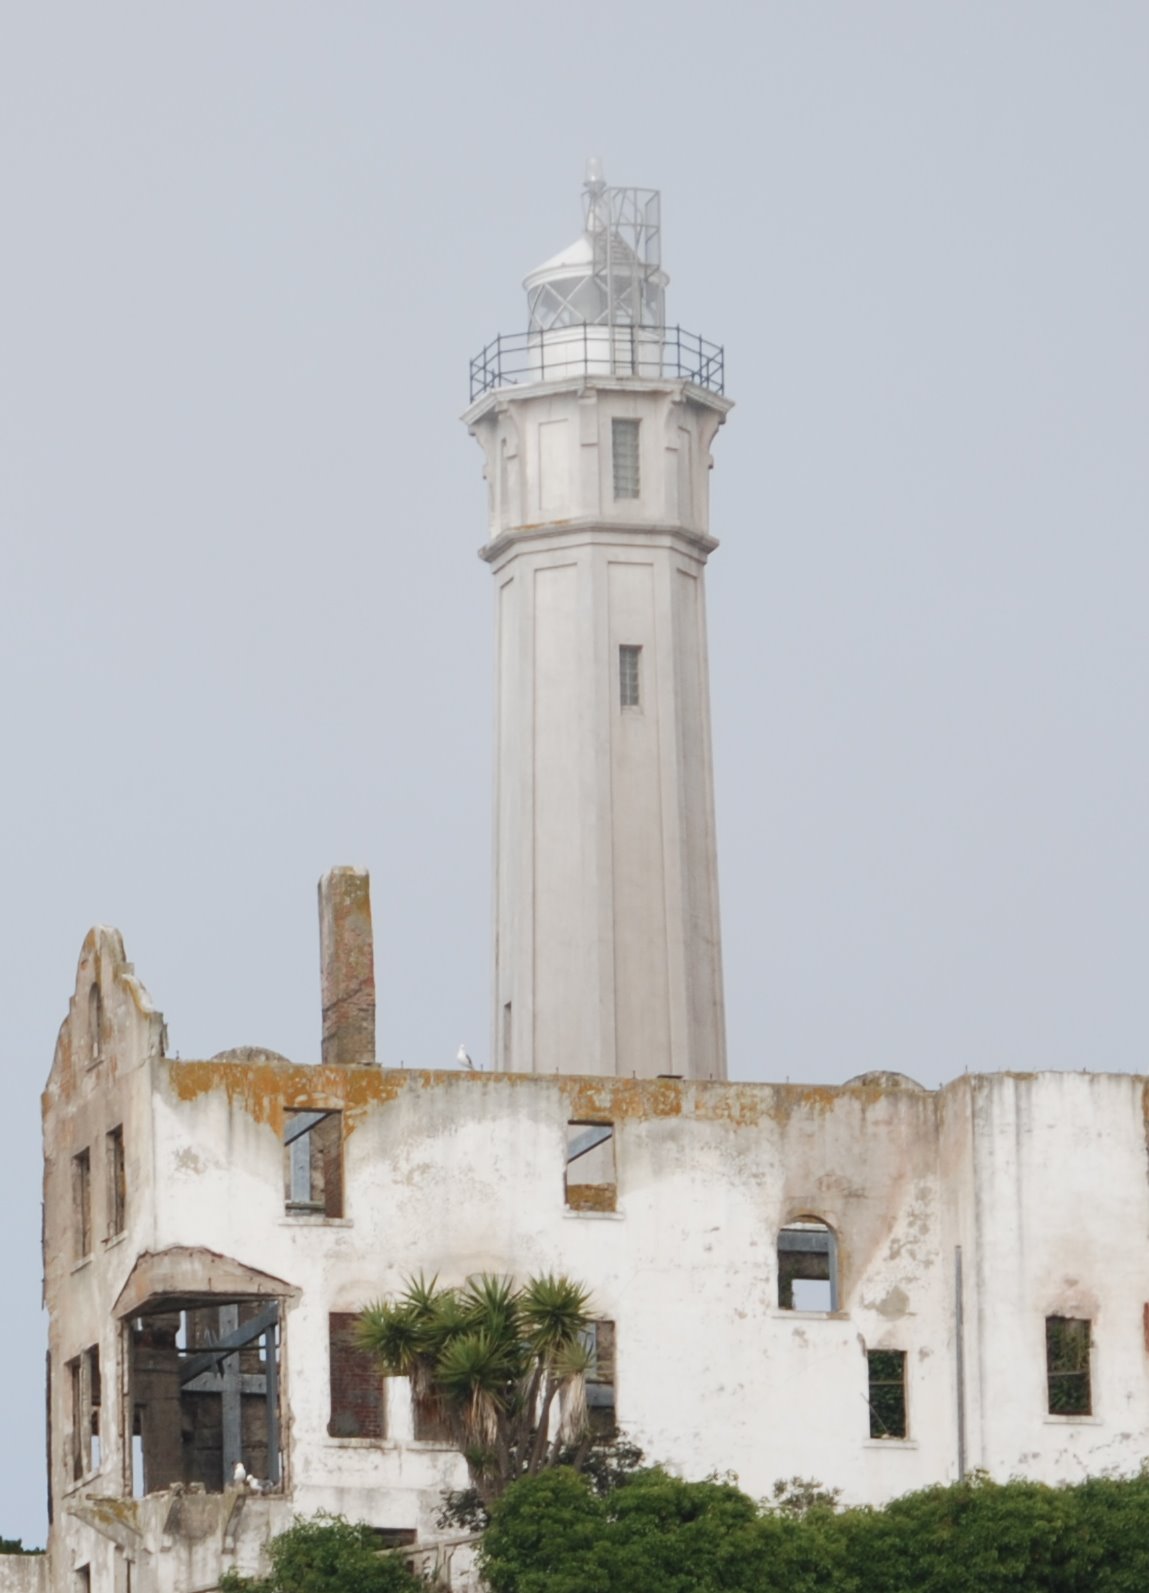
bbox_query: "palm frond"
[356,1301,422,1376]
[520,1272,593,1355]
[461,1273,520,1336]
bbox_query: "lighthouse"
[464,165,732,1080]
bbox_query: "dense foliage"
[479,1465,1149,1593]
[219,1513,422,1593]
[359,1272,597,1504]
[0,1538,43,1555]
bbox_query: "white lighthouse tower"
[464,165,732,1080]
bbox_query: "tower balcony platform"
[469,323,724,401]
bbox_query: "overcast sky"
[2,1,1147,1543]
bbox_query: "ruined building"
[37,172,1149,1593]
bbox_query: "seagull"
[246,1474,265,1493]
[457,1044,477,1071]
[232,1461,247,1485]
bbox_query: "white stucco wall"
[0,1560,47,1593]
[468,377,731,1081]
[46,956,1149,1593]
[142,1060,1149,1515]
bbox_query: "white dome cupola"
[523,158,668,334]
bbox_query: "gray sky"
[2,1,1147,1543]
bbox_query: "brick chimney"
[318,867,377,1066]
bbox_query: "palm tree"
[358,1271,598,1503]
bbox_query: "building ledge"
[770,1310,850,1323]
[278,1216,354,1229]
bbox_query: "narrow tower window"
[867,1348,907,1439]
[1046,1316,1091,1415]
[106,1126,126,1238]
[72,1148,92,1259]
[619,645,641,709]
[612,418,641,499]
[88,982,103,1066]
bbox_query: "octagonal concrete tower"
[464,164,732,1080]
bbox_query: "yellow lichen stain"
[565,1182,617,1213]
[82,1495,141,1533]
[164,1060,942,1140]
[169,1059,412,1136]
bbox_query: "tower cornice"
[479,518,719,570]
[462,373,733,429]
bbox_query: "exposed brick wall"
[318,868,376,1066]
[328,1313,385,1439]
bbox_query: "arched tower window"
[88,982,103,1066]
[777,1218,838,1312]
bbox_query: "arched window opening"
[88,982,103,1065]
[777,1218,838,1312]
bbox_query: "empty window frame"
[68,1345,101,1480]
[867,1349,906,1439]
[130,1298,281,1494]
[777,1218,838,1311]
[582,1319,617,1436]
[328,1313,385,1439]
[283,1110,343,1217]
[565,1121,616,1213]
[619,645,641,709]
[72,1148,92,1259]
[106,1125,126,1238]
[1046,1316,1091,1416]
[612,418,641,499]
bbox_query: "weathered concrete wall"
[44,931,1149,1592]
[0,1559,47,1593]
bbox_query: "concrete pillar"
[318,867,376,1066]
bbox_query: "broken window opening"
[867,1348,907,1439]
[128,1296,283,1496]
[74,1566,91,1593]
[581,1319,617,1437]
[106,1125,126,1238]
[1046,1316,1092,1416]
[68,1345,101,1481]
[283,1109,343,1218]
[328,1313,385,1439]
[565,1121,616,1213]
[368,1528,417,1550]
[72,1148,92,1260]
[777,1218,838,1311]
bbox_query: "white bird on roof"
[457,1044,477,1071]
[232,1461,247,1485]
